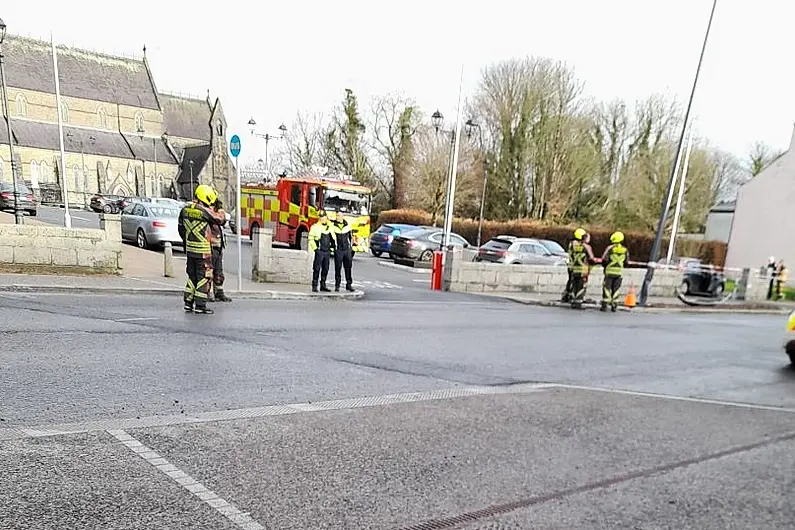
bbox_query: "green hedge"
[376,209,728,266]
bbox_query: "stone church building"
[0,35,233,207]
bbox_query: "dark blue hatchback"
[369,223,417,257]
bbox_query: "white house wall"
[726,145,795,270]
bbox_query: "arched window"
[42,161,52,182]
[158,174,164,197]
[97,107,108,129]
[15,94,27,116]
[134,111,144,132]
[72,164,81,192]
[216,120,223,136]
[59,101,69,123]
[30,161,39,187]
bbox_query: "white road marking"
[114,317,159,322]
[352,280,403,290]
[107,430,264,530]
[412,279,429,283]
[6,384,554,440]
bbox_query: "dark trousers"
[334,249,353,289]
[570,273,587,306]
[312,250,331,288]
[211,247,225,296]
[562,269,573,302]
[768,278,776,300]
[602,275,623,309]
[184,255,212,309]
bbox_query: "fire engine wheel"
[293,228,306,250]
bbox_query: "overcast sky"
[2,0,793,165]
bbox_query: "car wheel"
[103,204,112,214]
[419,249,434,262]
[371,249,382,257]
[28,210,37,217]
[136,229,148,249]
[680,280,690,294]
[714,283,724,297]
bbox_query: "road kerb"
[483,293,790,314]
[377,260,430,274]
[0,284,365,300]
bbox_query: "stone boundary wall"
[0,214,122,273]
[251,227,312,284]
[442,247,766,300]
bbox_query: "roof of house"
[160,94,211,141]
[175,144,212,184]
[0,119,175,164]
[709,200,736,214]
[2,35,160,110]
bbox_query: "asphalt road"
[1,292,793,528]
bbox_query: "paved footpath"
[1,292,794,528]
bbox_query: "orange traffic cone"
[624,284,637,308]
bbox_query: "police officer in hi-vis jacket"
[309,210,336,292]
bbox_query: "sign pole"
[229,134,242,292]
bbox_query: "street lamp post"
[188,159,194,199]
[463,118,488,248]
[638,0,718,306]
[0,18,23,224]
[431,109,478,249]
[248,118,287,181]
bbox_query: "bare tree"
[282,111,329,172]
[370,93,421,209]
[747,141,783,177]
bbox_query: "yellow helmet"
[610,231,625,244]
[573,228,586,241]
[195,184,217,206]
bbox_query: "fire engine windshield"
[323,188,370,216]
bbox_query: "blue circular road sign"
[229,135,241,157]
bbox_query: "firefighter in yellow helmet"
[562,228,586,303]
[567,227,599,309]
[208,189,231,303]
[600,231,628,312]
[178,184,226,313]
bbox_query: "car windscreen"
[540,240,565,254]
[0,183,32,194]
[150,207,180,218]
[399,229,431,239]
[482,239,512,250]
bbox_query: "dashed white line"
[107,429,264,530]
[114,317,159,322]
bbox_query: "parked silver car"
[120,202,182,249]
[475,236,567,265]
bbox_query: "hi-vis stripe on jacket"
[179,202,224,257]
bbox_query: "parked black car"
[389,228,471,261]
[89,194,132,214]
[680,259,725,297]
[0,182,37,216]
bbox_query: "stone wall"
[0,214,122,273]
[251,227,312,284]
[443,247,681,298]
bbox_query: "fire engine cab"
[238,168,372,253]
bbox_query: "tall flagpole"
[666,121,696,263]
[441,64,465,249]
[51,33,71,228]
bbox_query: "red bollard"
[431,250,444,290]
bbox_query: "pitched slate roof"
[2,35,159,110]
[0,119,175,164]
[160,94,211,141]
[176,144,212,184]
